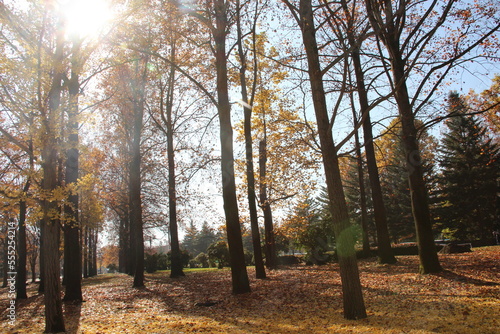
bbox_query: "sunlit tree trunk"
[16,177,30,299]
[353,128,371,258]
[63,40,83,302]
[236,0,266,279]
[351,49,396,264]
[83,225,88,278]
[259,138,277,269]
[288,0,367,319]
[164,42,184,279]
[364,0,442,274]
[130,57,148,287]
[214,0,251,294]
[2,235,7,288]
[39,16,65,331]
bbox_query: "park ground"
[1,246,499,333]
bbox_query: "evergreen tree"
[376,119,438,243]
[340,158,375,249]
[181,221,218,257]
[437,92,499,243]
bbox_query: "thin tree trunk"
[92,229,98,276]
[259,138,277,269]
[38,220,45,293]
[214,0,251,294]
[119,216,127,273]
[391,52,442,273]
[353,130,371,258]
[364,0,442,275]
[350,48,396,264]
[236,0,266,279]
[2,236,7,288]
[63,42,83,301]
[83,226,88,278]
[16,178,30,299]
[130,57,147,288]
[30,251,37,283]
[164,42,184,279]
[294,0,367,319]
[40,18,65,331]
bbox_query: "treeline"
[0,0,499,332]
[281,91,499,260]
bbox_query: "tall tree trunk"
[40,18,65,331]
[353,129,371,258]
[16,177,31,300]
[119,216,127,273]
[130,57,147,288]
[92,229,98,276]
[165,43,184,279]
[83,226,88,278]
[63,42,83,302]
[2,236,7,288]
[350,48,396,264]
[390,51,441,273]
[38,219,45,293]
[236,0,266,279]
[295,0,367,319]
[363,0,442,273]
[259,138,277,269]
[30,249,37,283]
[214,0,251,294]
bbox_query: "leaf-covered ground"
[1,246,499,333]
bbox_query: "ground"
[1,246,499,333]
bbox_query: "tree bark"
[236,0,266,279]
[16,178,30,299]
[350,47,396,264]
[2,236,7,288]
[294,0,367,319]
[63,43,83,301]
[391,52,442,273]
[40,17,65,331]
[165,43,184,279]
[38,220,45,293]
[214,0,251,294]
[92,229,98,276]
[130,57,147,288]
[259,138,277,269]
[363,0,442,274]
[83,226,88,278]
[119,215,128,273]
[353,129,371,258]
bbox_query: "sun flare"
[60,0,114,39]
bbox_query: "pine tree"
[437,92,499,243]
[376,119,438,243]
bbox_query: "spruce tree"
[376,119,438,243]
[437,92,499,243]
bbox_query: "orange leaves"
[1,246,499,333]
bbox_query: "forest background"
[0,0,499,332]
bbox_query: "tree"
[62,36,83,303]
[375,119,438,243]
[437,92,499,243]
[325,0,396,264]
[234,32,320,269]
[235,0,266,279]
[282,0,367,319]
[283,198,335,264]
[467,75,500,143]
[364,0,499,273]
[207,240,230,269]
[40,12,66,333]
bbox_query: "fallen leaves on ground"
[1,246,498,333]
